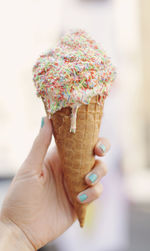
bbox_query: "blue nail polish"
[79,194,88,202]
[88,173,98,183]
[41,117,44,128]
[99,143,106,153]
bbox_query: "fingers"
[85,159,107,186]
[26,117,52,169]
[77,159,107,204]
[77,183,103,204]
[94,137,111,157]
[76,138,110,204]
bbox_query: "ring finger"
[85,159,107,186]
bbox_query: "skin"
[0,117,110,250]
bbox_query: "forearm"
[0,220,34,251]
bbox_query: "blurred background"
[0,0,150,250]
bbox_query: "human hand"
[0,117,110,250]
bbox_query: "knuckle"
[98,160,107,175]
[102,164,107,176]
[96,161,107,177]
[93,185,102,198]
[95,159,101,166]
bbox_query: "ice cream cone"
[43,95,103,227]
[33,30,116,227]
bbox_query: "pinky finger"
[76,183,103,204]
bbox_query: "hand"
[0,117,110,250]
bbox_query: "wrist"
[0,219,35,251]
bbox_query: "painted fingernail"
[88,173,98,183]
[78,193,88,202]
[41,117,44,128]
[98,143,106,153]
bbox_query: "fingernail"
[98,143,106,153]
[78,193,88,202]
[41,117,44,128]
[88,173,98,183]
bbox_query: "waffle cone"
[43,95,103,227]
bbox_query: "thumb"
[26,117,52,170]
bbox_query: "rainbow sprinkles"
[33,30,116,133]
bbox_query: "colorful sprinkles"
[33,30,116,133]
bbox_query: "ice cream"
[33,30,116,133]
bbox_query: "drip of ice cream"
[33,30,116,133]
